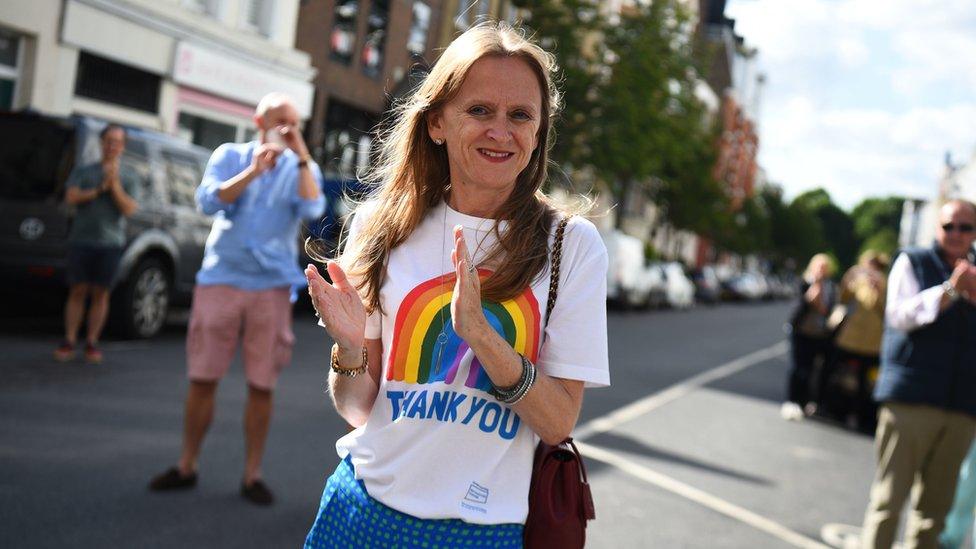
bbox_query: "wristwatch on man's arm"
[942,280,960,301]
[298,153,312,169]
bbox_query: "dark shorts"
[66,244,122,287]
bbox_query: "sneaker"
[84,343,103,364]
[780,402,804,421]
[241,479,274,506]
[53,341,76,362]
[149,467,198,491]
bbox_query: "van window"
[121,139,152,202]
[0,113,75,201]
[162,150,202,208]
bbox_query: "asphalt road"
[0,300,878,548]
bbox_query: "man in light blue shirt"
[150,93,325,506]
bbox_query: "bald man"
[149,93,325,505]
[861,200,976,548]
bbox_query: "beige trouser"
[861,402,976,549]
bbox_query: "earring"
[433,138,444,145]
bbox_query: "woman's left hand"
[451,225,488,342]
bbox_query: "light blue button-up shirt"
[195,142,326,295]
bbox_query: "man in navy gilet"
[861,199,976,549]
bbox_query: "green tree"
[588,0,709,229]
[850,196,904,257]
[514,0,603,174]
[792,188,857,269]
[759,184,825,269]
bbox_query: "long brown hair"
[341,22,565,314]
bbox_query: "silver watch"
[943,280,960,301]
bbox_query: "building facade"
[0,0,316,150]
[296,0,446,179]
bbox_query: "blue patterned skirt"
[304,457,524,548]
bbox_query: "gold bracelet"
[331,343,367,377]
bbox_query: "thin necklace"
[435,202,450,368]
[434,197,493,371]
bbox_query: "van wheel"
[112,258,170,339]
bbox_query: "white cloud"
[760,102,976,206]
[726,0,976,209]
[836,37,869,68]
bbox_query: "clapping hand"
[450,225,488,342]
[252,143,284,174]
[305,262,367,352]
[950,260,976,304]
[99,159,120,194]
[276,124,309,157]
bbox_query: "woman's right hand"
[305,262,367,352]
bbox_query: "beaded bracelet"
[490,354,537,405]
[330,343,368,377]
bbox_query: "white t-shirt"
[335,201,610,525]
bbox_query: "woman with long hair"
[303,23,609,547]
[782,253,837,421]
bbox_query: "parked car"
[603,230,654,309]
[691,265,721,305]
[0,111,213,338]
[301,176,371,267]
[640,262,669,309]
[662,262,695,309]
[723,272,769,302]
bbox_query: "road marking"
[572,340,821,547]
[574,340,789,440]
[579,441,830,549]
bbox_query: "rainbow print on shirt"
[386,270,541,393]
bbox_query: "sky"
[724,0,976,210]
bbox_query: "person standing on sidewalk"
[861,199,976,549]
[827,251,888,431]
[782,253,836,421]
[148,93,325,506]
[54,124,138,364]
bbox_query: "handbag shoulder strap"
[544,215,572,329]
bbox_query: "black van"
[0,111,213,339]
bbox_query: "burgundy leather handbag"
[523,438,596,548]
[523,216,596,548]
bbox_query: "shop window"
[162,151,203,208]
[178,112,237,152]
[362,0,389,78]
[75,52,161,114]
[330,0,358,65]
[0,28,22,110]
[407,2,431,56]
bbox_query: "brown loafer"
[241,479,274,506]
[149,467,197,491]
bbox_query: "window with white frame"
[0,28,22,110]
[240,0,275,37]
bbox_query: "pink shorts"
[186,285,295,390]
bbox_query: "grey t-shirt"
[66,163,138,247]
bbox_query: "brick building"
[296,0,446,178]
